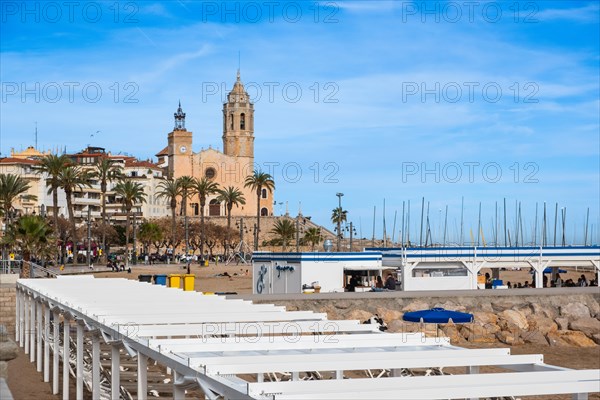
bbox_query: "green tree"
[303,227,322,251]
[194,177,220,257]
[34,154,70,233]
[176,175,196,256]
[271,218,296,252]
[113,180,147,265]
[57,166,91,255]
[2,215,53,278]
[244,170,275,251]
[216,186,246,256]
[0,173,34,224]
[91,156,123,261]
[138,221,163,255]
[156,178,181,256]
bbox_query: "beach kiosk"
[252,251,384,294]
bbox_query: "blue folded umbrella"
[530,268,567,274]
[403,308,474,323]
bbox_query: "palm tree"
[113,180,147,266]
[216,186,246,256]
[2,215,52,278]
[303,227,322,251]
[0,173,34,225]
[244,170,275,251]
[57,166,91,256]
[91,156,123,261]
[331,207,348,251]
[271,219,296,251]
[156,178,182,258]
[34,154,70,231]
[138,221,163,256]
[194,177,220,258]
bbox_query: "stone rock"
[499,309,529,330]
[547,331,570,347]
[569,317,600,338]
[376,307,403,324]
[333,300,352,310]
[556,317,569,331]
[402,301,429,312]
[473,311,498,325]
[318,305,339,321]
[491,299,521,311]
[560,331,597,347]
[513,304,533,317]
[531,303,557,319]
[496,330,524,345]
[479,302,494,313]
[440,324,467,344]
[345,309,374,323]
[522,330,549,346]
[0,341,18,361]
[547,331,597,347]
[560,303,590,320]
[0,361,7,379]
[585,298,600,318]
[526,315,557,335]
[460,324,497,343]
[387,320,420,334]
[592,334,600,345]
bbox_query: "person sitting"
[375,275,384,289]
[346,275,358,292]
[578,274,588,287]
[506,281,512,289]
[554,273,562,287]
[384,274,396,290]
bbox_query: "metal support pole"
[137,352,148,400]
[37,300,43,371]
[43,305,50,382]
[15,290,19,342]
[30,297,35,362]
[76,321,84,400]
[133,212,138,265]
[173,370,185,400]
[92,333,100,400]
[63,316,70,400]
[24,295,29,352]
[296,218,300,252]
[53,311,59,394]
[87,207,91,268]
[111,343,120,400]
[349,222,353,251]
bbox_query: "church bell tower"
[222,71,254,159]
[167,101,193,178]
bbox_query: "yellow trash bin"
[168,274,182,288]
[183,274,195,291]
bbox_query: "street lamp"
[336,193,344,252]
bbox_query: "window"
[230,114,234,130]
[191,203,199,216]
[205,167,216,179]
[260,207,269,217]
[261,188,267,199]
[240,113,245,130]
[209,199,221,216]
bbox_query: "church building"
[156,72,273,218]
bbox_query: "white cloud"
[536,3,600,23]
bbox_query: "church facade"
[156,72,273,218]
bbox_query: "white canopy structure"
[15,276,599,399]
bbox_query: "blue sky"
[1,1,599,245]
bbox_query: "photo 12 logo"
[202,81,340,104]
[1,1,139,24]
[401,82,539,104]
[1,81,140,104]
[398,2,539,23]
[401,162,540,184]
[199,1,339,23]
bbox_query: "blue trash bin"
[154,274,167,286]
